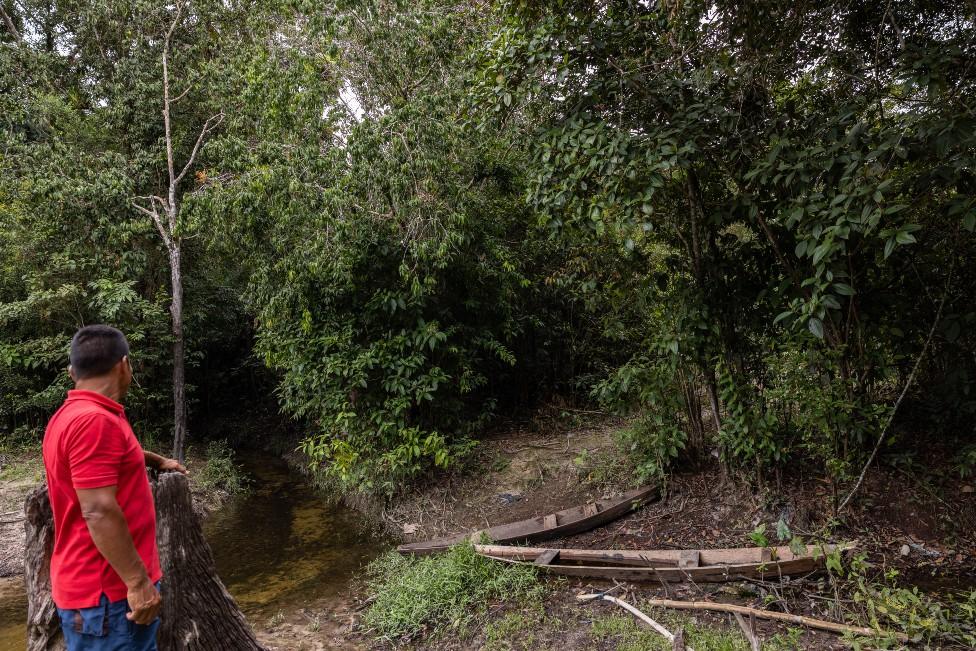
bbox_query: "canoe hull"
[397,485,658,555]
[476,543,853,583]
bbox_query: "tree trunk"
[24,486,62,651]
[153,473,265,650]
[169,244,187,464]
[24,474,265,651]
[705,370,722,433]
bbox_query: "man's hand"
[145,451,188,475]
[158,457,188,475]
[125,577,162,625]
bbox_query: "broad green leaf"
[808,317,824,339]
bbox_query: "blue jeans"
[57,584,160,651]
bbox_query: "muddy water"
[0,454,386,650]
[0,577,27,651]
[203,453,386,621]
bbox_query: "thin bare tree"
[0,2,22,43]
[133,1,223,463]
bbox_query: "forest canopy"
[2,0,974,498]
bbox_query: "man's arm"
[76,486,161,624]
[144,450,188,474]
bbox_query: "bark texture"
[168,244,187,464]
[24,486,63,651]
[24,473,265,651]
[153,472,265,650]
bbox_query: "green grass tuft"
[591,609,807,651]
[362,542,542,642]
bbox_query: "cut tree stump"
[24,472,267,650]
[24,485,61,651]
[153,472,266,650]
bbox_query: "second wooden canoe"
[397,485,658,555]
[474,542,855,582]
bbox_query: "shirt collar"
[66,389,125,415]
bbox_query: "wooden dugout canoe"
[474,542,856,582]
[396,485,658,555]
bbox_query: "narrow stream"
[0,454,386,650]
[203,453,386,621]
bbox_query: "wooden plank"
[491,485,658,544]
[534,549,560,566]
[583,502,601,517]
[475,544,679,566]
[678,550,700,568]
[543,513,558,529]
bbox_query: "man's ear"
[68,365,77,383]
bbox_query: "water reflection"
[202,453,386,620]
[0,577,27,651]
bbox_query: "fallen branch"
[640,597,909,642]
[734,612,761,651]
[578,593,696,651]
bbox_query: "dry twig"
[639,597,909,641]
[577,592,697,651]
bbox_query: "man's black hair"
[69,325,130,379]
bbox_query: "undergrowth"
[840,560,976,649]
[362,542,542,642]
[0,453,43,483]
[591,610,804,651]
[195,440,248,494]
[482,602,559,651]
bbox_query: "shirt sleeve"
[65,413,126,490]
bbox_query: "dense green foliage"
[477,0,976,487]
[0,0,287,444]
[195,2,596,493]
[2,0,974,496]
[196,440,248,494]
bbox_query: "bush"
[850,582,976,649]
[827,553,976,648]
[196,440,247,494]
[362,542,541,641]
[593,353,694,483]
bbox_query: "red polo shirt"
[42,390,162,609]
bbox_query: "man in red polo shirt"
[43,325,186,650]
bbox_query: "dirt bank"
[387,420,975,583]
[346,418,976,649]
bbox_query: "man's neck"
[74,378,125,404]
